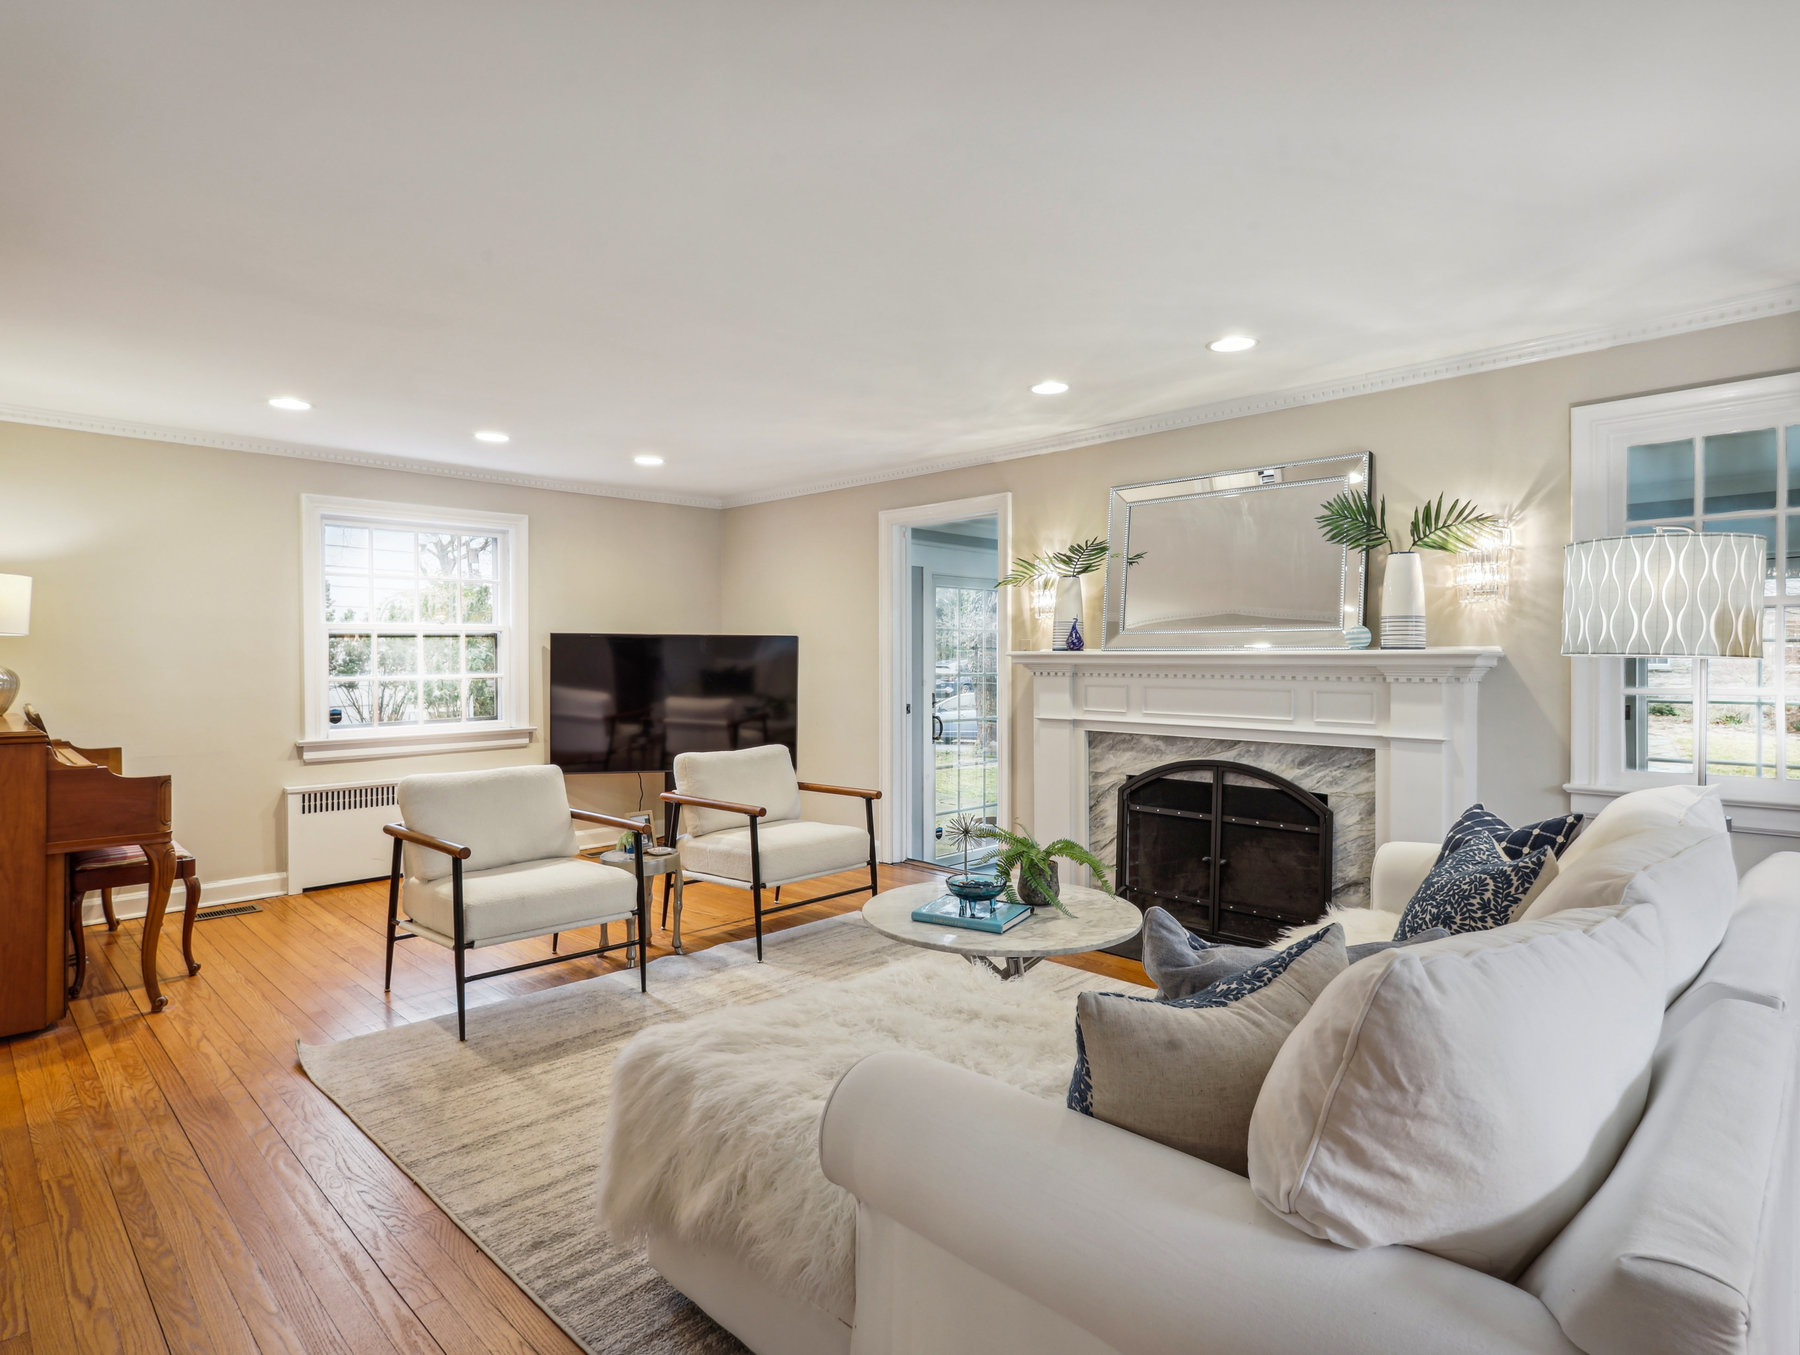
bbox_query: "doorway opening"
[876,494,1012,868]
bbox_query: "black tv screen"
[549,633,798,775]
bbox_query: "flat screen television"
[549,633,798,775]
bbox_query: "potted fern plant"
[975,823,1114,916]
[1315,491,1498,650]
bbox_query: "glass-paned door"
[927,576,999,865]
[1622,425,1800,779]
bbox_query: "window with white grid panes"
[319,521,509,732]
[1621,425,1800,780]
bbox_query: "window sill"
[297,725,537,765]
[1566,782,1800,839]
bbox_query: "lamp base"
[0,666,16,717]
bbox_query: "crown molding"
[0,403,727,510]
[720,280,1800,507]
[3,281,1796,514]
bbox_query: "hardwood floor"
[0,863,1146,1354]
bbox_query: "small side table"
[591,847,687,954]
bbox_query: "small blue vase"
[1066,616,1084,651]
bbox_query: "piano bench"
[67,842,201,1000]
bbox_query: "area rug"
[297,913,1138,1354]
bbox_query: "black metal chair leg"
[455,946,467,1042]
[753,884,764,961]
[552,932,559,954]
[661,874,671,930]
[452,856,468,1042]
[865,798,879,900]
[384,837,403,992]
[750,814,766,962]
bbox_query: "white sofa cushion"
[1248,904,1666,1279]
[674,745,805,837]
[1556,783,1726,870]
[681,819,869,885]
[1523,998,1796,1355]
[1667,851,1800,1020]
[397,765,577,882]
[1070,926,1348,1174]
[405,856,637,945]
[1520,821,1736,1002]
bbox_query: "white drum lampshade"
[1562,530,1763,785]
[0,573,29,718]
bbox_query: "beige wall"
[5,311,1797,893]
[719,313,1800,839]
[0,424,723,888]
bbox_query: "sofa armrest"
[1370,840,1439,914]
[822,1052,1577,1355]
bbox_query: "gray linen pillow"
[1071,925,1349,1174]
[1140,905,1446,1000]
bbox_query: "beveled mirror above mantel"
[1101,451,1372,650]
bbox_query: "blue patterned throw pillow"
[1068,924,1340,1116]
[1438,803,1583,865]
[1395,833,1550,942]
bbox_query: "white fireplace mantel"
[1014,646,1502,852]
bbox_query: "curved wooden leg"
[141,842,176,1013]
[181,874,202,976]
[68,886,87,999]
[101,887,118,930]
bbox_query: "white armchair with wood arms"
[383,764,650,1039]
[660,745,879,961]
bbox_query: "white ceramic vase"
[1379,551,1426,649]
[1051,576,1086,651]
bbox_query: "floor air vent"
[285,780,403,891]
[195,903,263,921]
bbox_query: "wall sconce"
[1455,521,1514,607]
[1031,576,1056,623]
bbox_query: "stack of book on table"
[910,894,1034,934]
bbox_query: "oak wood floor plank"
[0,1047,46,1232]
[71,989,306,1355]
[90,934,435,1355]
[45,1010,249,1355]
[8,1031,168,1355]
[12,1220,81,1355]
[0,1053,26,1342]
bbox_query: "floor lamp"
[1562,528,1764,787]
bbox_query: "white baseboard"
[77,872,289,927]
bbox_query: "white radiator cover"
[284,780,401,891]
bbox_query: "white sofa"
[624,801,1799,1355]
[815,843,1800,1355]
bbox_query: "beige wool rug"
[297,914,1129,1354]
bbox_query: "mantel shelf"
[1011,646,1502,683]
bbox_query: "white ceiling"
[3,1,1798,508]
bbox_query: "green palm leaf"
[1408,495,1500,552]
[1315,491,1393,553]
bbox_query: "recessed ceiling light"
[268,396,311,411]
[473,430,510,444]
[634,453,665,467]
[1208,335,1257,353]
[1030,380,1069,395]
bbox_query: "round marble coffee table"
[862,880,1143,979]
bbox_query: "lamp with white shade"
[0,573,29,717]
[1561,528,1764,786]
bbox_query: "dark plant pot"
[946,873,1006,903]
[1018,861,1061,910]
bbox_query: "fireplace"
[1112,759,1333,954]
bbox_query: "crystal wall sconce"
[1455,520,1515,606]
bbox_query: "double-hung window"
[299,496,531,762]
[1570,372,1800,829]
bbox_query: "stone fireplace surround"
[1013,648,1502,903]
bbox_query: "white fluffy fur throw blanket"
[598,956,1104,1323]
[1281,905,1400,947]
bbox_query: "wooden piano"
[0,709,181,1036]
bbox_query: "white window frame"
[1569,371,1800,834]
[297,495,533,764]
